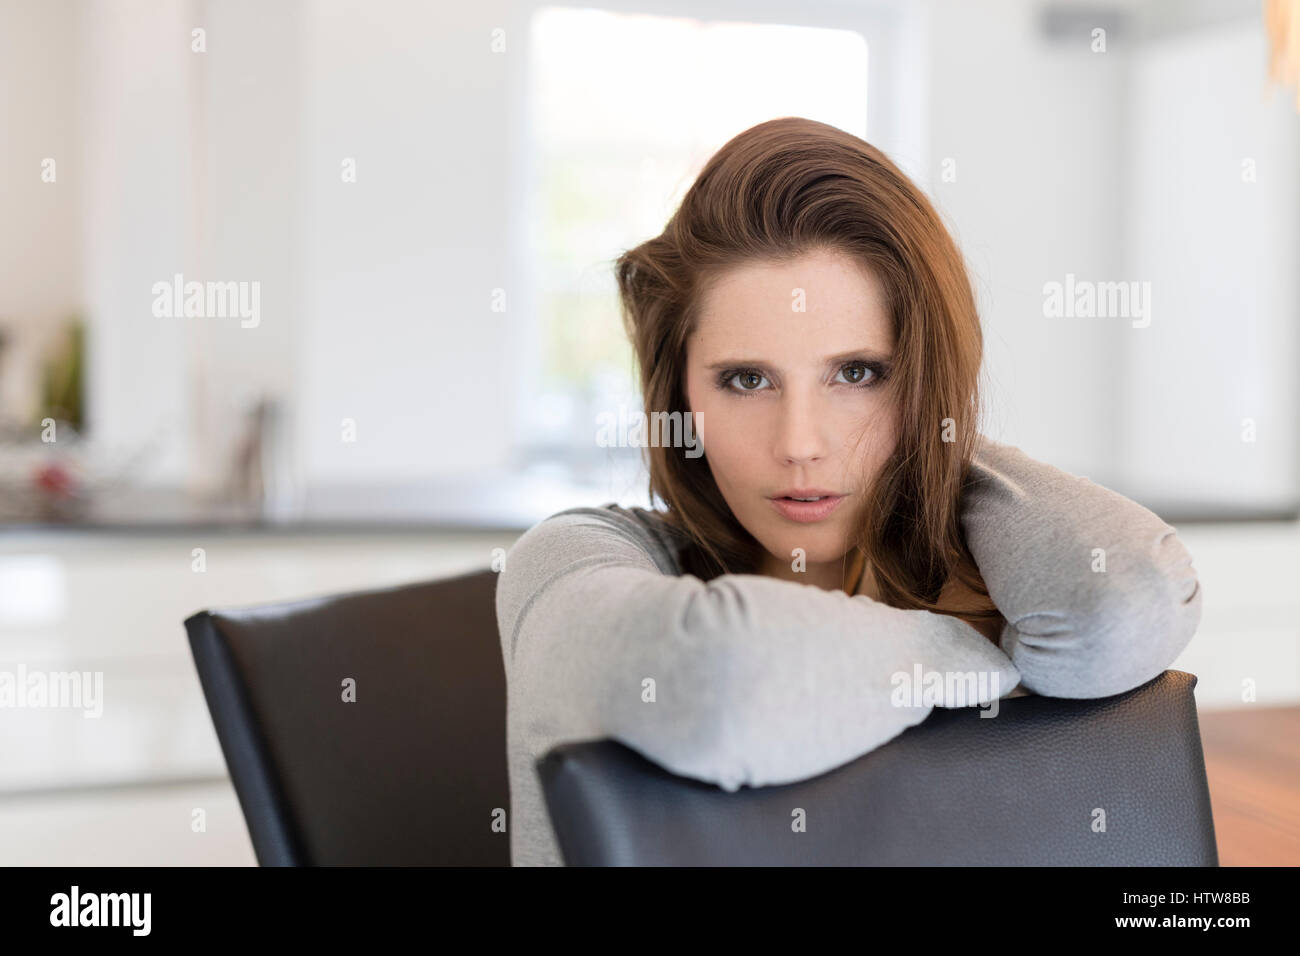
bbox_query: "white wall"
[922,0,1130,485]
[1121,17,1300,510]
[190,0,307,496]
[295,0,516,484]
[70,0,311,493]
[76,0,197,485]
[0,0,83,423]
[922,0,1299,508]
[30,0,518,492]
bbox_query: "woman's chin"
[756,533,849,569]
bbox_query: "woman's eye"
[727,371,769,391]
[836,362,874,385]
[720,364,880,393]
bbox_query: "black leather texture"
[185,568,508,866]
[538,669,1219,866]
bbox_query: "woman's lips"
[769,494,846,523]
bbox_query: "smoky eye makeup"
[714,359,891,395]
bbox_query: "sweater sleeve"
[496,506,1021,794]
[960,433,1203,699]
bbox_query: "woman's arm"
[960,434,1203,698]
[497,506,1021,793]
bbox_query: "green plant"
[36,315,84,432]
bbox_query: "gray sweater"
[494,434,1204,866]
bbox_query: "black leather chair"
[538,669,1219,866]
[185,568,509,866]
[186,570,1216,866]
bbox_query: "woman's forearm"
[499,506,1021,793]
[960,434,1203,698]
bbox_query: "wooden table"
[1198,706,1300,866]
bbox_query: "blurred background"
[1,0,1297,865]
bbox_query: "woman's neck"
[758,549,877,597]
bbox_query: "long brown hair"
[612,117,1003,638]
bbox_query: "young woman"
[496,117,1203,867]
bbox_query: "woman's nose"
[773,390,828,465]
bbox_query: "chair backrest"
[185,568,508,866]
[538,669,1218,866]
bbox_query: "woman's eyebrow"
[704,347,894,370]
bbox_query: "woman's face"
[684,247,900,585]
